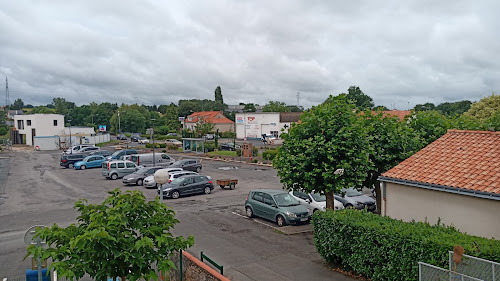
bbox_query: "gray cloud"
[0,0,498,109]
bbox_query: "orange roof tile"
[382,130,500,195]
[185,111,234,124]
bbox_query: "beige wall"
[382,182,500,239]
[214,123,234,133]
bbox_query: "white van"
[64,144,95,154]
[122,153,175,167]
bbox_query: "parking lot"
[0,148,353,281]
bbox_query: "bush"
[313,210,500,281]
[262,149,278,160]
[161,149,167,153]
[145,143,166,148]
[252,146,259,157]
[167,145,179,151]
[0,127,7,136]
[236,149,242,156]
[204,141,216,152]
[251,159,258,163]
[221,131,236,138]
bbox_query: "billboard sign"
[99,125,107,132]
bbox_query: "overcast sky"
[1,1,499,109]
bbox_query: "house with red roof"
[182,111,234,133]
[379,130,500,239]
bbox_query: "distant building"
[235,112,302,139]
[226,105,264,113]
[182,111,235,132]
[6,110,23,126]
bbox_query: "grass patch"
[96,140,120,147]
[207,151,237,157]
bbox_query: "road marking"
[231,211,249,219]
[231,211,278,229]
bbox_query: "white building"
[235,112,302,139]
[13,114,65,145]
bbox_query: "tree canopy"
[11,98,25,110]
[464,94,500,120]
[273,94,373,209]
[262,101,290,112]
[26,189,193,281]
[346,86,374,109]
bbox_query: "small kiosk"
[182,138,205,154]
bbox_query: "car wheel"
[312,209,318,214]
[345,204,354,209]
[68,163,73,168]
[196,167,201,173]
[80,165,86,170]
[137,179,143,186]
[245,206,253,218]
[204,186,211,194]
[171,190,180,199]
[276,215,286,227]
[111,174,118,180]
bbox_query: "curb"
[202,156,273,167]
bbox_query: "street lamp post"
[68,119,72,153]
[151,118,156,167]
[118,111,121,134]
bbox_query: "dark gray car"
[157,174,214,199]
[334,188,376,212]
[122,166,164,185]
[169,159,202,172]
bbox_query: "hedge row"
[262,150,278,160]
[312,209,500,281]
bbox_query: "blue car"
[74,155,107,170]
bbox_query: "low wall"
[80,134,110,145]
[169,251,230,281]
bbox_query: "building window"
[17,120,24,130]
[27,120,31,126]
[53,120,58,126]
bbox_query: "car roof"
[250,189,288,195]
[170,170,195,175]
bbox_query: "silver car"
[334,188,377,212]
[101,160,137,180]
[141,167,184,188]
[289,190,344,213]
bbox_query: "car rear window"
[110,163,116,168]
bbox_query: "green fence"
[200,251,223,275]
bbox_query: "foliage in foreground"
[26,189,193,281]
[312,210,500,281]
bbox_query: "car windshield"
[273,193,300,207]
[342,188,363,197]
[111,151,121,157]
[310,192,326,202]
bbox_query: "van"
[64,144,95,154]
[101,160,137,180]
[122,153,175,167]
[106,149,138,161]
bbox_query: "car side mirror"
[305,199,311,204]
[271,204,277,208]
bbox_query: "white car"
[165,139,182,146]
[143,168,190,188]
[289,190,345,213]
[138,137,150,144]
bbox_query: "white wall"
[13,114,65,145]
[33,136,60,150]
[63,127,95,136]
[81,134,110,145]
[235,112,286,139]
[382,182,500,239]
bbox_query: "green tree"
[243,103,257,112]
[346,86,374,109]
[194,117,215,138]
[414,102,435,111]
[214,86,223,104]
[11,98,24,110]
[164,103,181,130]
[262,101,290,112]
[464,94,500,120]
[110,108,146,133]
[53,97,75,115]
[406,111,451,146]
[31,106,55,114]
[435,100,472,116]
[373,105,389,111]
[26,189,193,281]
[273,94,373,209]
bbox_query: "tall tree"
[214,86,223,104]
[406,110,451,147]
[11,98,24,110]
[110,107,147,133]
[243,103,257,112]
[273,94,373,209]
[262,101,291,112]
[435,100,472,116]
[52,97,75,115]
[464,94,500,120]
[26,189,193,281]
[414,103,435,111]
[346,86,374,109]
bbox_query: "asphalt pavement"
[0,148,355,281]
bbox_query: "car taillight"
[168,179,172,182]
[62,159,67,163]
[208,181,213,184]
[107,162,110,170]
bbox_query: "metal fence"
[449,251,500,281]
[419,262,483,281]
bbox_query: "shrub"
[262,149,278,160]
[236,149,242,156]
[221,131,236,138]
[167,145,179,151]
[204,141,216,152]
[0,127,7,136]
[161,149,167,153]
[251,159,258,163]
[145,143,166,148]
[312,210,500,281]
[252,146,259,157]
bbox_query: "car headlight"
[285,212,297,218]
[160,187,172,191]
[355,201,364,206]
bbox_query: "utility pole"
[151,118,156,167]
[5,77,10,108]
[297,92,300,107]
[68,119,72,151]
[118,111,121,133]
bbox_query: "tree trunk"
[326,191,335,210]
[375,184,381,215]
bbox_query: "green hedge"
[145,143,167,148]
[313,209,500,281]
[262,149,278,160]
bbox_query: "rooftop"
[381,130,500,195]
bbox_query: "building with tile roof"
[182,111,234,132]
[379,129,500,239]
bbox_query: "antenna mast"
[296,92,301,107]
[5,77,10,107]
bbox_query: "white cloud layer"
[1,0,499,109]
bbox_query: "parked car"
[122,166,164,185]
[101,160,137,180]
[157,174,214,199]
[117,134,128,140]
[143,167,184,188]
[219,142,241,151]
[334,188,377,212]
[138,137,150,144]
[289,190,344,213]
[123,153,175,167]
[60,154,86,168]
[75,146,100,155]
[74,155,107,170]
[89,150,112,158]
[106,149,138,161]
[64,144,95,154]
[169,159,202,172]
[205,134,215,140]
[130,135,140,142]
[245,189,311,227]
[166,133,178,136]
[165,139,182,146]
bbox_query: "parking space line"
[231,211,279,230]
[231,211,249,219]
